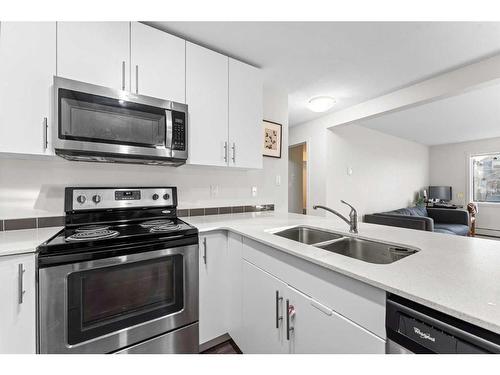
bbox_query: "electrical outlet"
[251,186,258,197]
[347,167,353,176]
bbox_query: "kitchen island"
[186,211,500,336]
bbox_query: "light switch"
[347,167,353,176]
[210,185,219,198]
[275,175,281,186]
[251,186,258,197]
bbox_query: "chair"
[466,202,478,237]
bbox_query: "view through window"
[471,153,500,202]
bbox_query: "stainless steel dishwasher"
[386,294,500,354]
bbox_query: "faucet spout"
[313,201,358,234]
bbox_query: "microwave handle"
[166,110,173,155]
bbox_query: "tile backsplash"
[0,204,275,231]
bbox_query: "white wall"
[289,122,429,220]
[0,86,288,220]
[326,125,429,219]
[430,137,500,234]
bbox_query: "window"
[471,153,500,203]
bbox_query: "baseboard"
[199,333,232,353]
[476,227,500,238]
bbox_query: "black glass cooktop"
[38,217,198,256]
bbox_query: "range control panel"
[69,188,175,211]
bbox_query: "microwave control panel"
[171,111,186,151]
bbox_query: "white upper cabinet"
[0,22,56,155]
[130,22,185,102]
[186,42,229,167]
[228,58,263,169]
[0,254,36,354]
[57,22,130,90]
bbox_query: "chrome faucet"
[313,200,358,234]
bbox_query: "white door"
[186,42,229,167]
[57,22,130,90]
[228,58,263,169]
[0,254,36,353]
[199,232,229,344]
[130,22,185,102]
[240,260,286,354]
[0,22,56,155]
[284,285,385,354]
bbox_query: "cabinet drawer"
[242,237,386,339]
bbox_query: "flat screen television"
[428,186,452,202]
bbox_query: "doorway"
[288,143,308,214]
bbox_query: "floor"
[201,339,242,354]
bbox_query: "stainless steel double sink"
[273,226,418,264]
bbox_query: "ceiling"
[354,81,500,146]
[147,22,500,126]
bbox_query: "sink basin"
[274,226,343,244]
[315,237,417,264]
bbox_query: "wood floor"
[201,339,242,354]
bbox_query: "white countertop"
[0,227,63,257]
[185,211,500,335]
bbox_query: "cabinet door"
[228,58,263,169]
[57,22,130,90]
[199,232,229,344]
[186,42,229,167]
[284,286,385,354]
[0,22,56,155]
[0,254,36,353]
[240,260,286,354]
[130,22,185,102]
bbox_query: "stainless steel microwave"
[53,76,188,166]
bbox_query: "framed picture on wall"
[262,120,282,158]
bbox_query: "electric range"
[37,187,199,354]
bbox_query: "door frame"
[288,140,310,215]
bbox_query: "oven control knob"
[76,195,86,204]
[163,193,170,200]
[152,194,159,201]
[92,195,102,204]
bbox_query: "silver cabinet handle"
[223,142,228,163]
[18,263,25,304]
[43,117,48,150]
[286,299,295,340]
[135,65,139,94]
[275,290,283,328]
[202,237,207,264]
[231,142,236,164]
[121,61,126,91]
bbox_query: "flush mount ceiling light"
[307,96,336,113]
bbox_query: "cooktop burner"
[140,219,175,228]
[149,224,182,233]
[66,229,120,242]
[75,224,111,232]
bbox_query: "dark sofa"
[364,206,469,236]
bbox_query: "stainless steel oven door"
[38,244,198,354]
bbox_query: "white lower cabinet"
[240,260,286,353]
[284,285,385,354]
[240,259,385,354]
[198,231,229,344]
[0,254,36,354]
[199,233,386,353]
